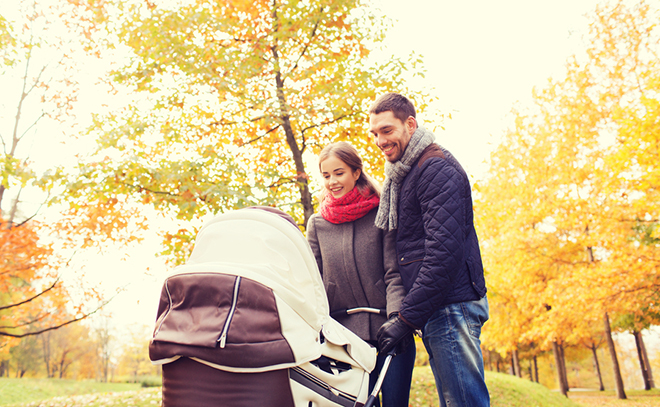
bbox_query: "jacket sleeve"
[400,159,466,328]
[306,215,323,277]
[383,228,405,317]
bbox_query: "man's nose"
[375,134,385,147]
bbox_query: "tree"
[9,335,41,377]
[0,0,106,353]
[61,0,433,264]
[93,316,114,383]
[476,0,659,398]
[115,324,158,382]
[578,328,607,391]
[614,312,658,390]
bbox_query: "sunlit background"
[1,0,656,393]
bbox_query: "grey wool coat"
[306,208,405,342]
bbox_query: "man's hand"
[377,314,413,355]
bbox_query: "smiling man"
[369,93,490,407]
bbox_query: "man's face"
[369,111,416,163]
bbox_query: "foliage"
[114,324,159,383]
[61,0,434,264]
[40,323,100,379]
[139,376,161,388]
[0,0,114,361]
[476,0,660,359]
[0,220,87,344]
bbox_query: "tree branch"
[287,9,323,76]
[0,277,60,311]
[239,124,281,146]
[299,113,353,153]
[0,313,88,338]
[0,287,120,338]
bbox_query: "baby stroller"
[149,207,377,407]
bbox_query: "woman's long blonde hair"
[318,141,381,203]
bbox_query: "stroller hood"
[150,208,375,374]
[178,208,330,331]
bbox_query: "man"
[370,93,489,406]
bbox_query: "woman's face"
[320,154,361,199]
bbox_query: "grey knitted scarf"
[375,126,436,231]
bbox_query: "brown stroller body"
[149,208,376,406]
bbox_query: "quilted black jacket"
[397,144,487,328]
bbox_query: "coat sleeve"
[306,215,323,277]
[400,159,466,328]
[383,228,405,317]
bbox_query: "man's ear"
[405,116,417,135]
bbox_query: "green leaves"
[59,0,431,264]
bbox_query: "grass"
[411,366,580,407]
[0,378,141,406]
[485,370,580,407]
[567,388,660,407]
[3,369,660,407]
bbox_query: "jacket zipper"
[218,276,241,348]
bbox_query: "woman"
[306,141,415,407]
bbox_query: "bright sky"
[375,0,601,181]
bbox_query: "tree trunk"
[641,331,655,389]
[559,343,569,392]
[270,11,314,227]
[0,184,5,219]
[512,349,522,378]
[533,355,539,383]
[633,330,654,390]
[41,333,54,378]
[604,312,627,399]
[590,344,605,391]
[553,341,569,396]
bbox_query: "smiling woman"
[308,141,416,407]
[321,154,361,199]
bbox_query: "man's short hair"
[368,93,416,123]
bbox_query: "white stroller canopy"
[173,208,330,334]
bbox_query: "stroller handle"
[330,307,386,318]
[363,350,395,407]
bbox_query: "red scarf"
[320,187,380,224]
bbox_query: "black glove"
[377,314,413,355]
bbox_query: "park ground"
[2,366,660,407]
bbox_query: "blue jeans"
[422,296,490,407]
[369,337,416,407]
